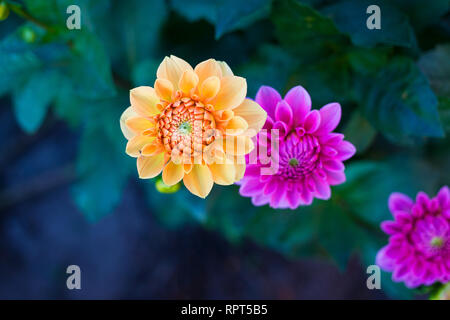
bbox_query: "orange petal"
[162,161,184,186]
[184,163,193,174]
[126,135,155,157]
[232,98,267,137]
[218,61,234,77]
[234,157,246,181]
[199,76,220,101]
[120,106,138,140]
[208,162,236,185]
[179,69,199,95]
[194,59,222,85]
[154,78,174,102]
[125,117,155,135]
[137,153,167,179]
[222,135,254,156]
[130,87,161,117]
[225,115,248,135]
[210,76,246,111]
[183,164,213,198]
[157,55,192,90]
[141,141,164,156]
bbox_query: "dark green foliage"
[1,0,448,299]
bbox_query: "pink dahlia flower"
[376,186,450,288]
[237,85,356,209]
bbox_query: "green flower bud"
[430,282,450,300]
[155,178,180,194]
[0,1,10,21]
[19,26,37,43]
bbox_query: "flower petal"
[194,59,222,85]
[137,153,166,179]
[199,76,220,101]
[120,106,138,140]
[275,100,293,128]
[162,160,184,186]
[179,69,199,95]
[157,55,192,90]
[209,162,236,185]
[232,99,267,136]
[388,192,414,213]
[303,110,321,133]
[126,135,155,157]
[225,115,248,133]
[125,117,155,135]
[218,61,234,76]
[183,164,214,198]
[130,86,161,117]
[210,76,247,110]
[154,78,174,102]
[255,86,281,118]
[284,85,311,126]
[335,140,356,161]
[315,103,341,135]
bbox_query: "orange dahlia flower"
[120,56,267,198]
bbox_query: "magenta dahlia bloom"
[376,186,450,288]
[237,85,356,209]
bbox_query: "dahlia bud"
[19,26,37,43]
[155,178,180,194]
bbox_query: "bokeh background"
[0,0,449,299]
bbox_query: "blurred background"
[0,0,449,299]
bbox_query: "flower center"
[288,158,299,167]
[430,236,444,249]
[157,98,216,158]
[277,134,320,180]
[178,121,192,135]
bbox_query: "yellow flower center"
[157,97,216,158]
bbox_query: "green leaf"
[131,58,159,87]
[171,0,271,39]
[322,0,417,48]
[343,111,377,154]
[336,159,439,226]
[272,0,348,63]
[418,44,450,97]
[357,57,444,143]
[238,44,297,97]
[438,96,450,133]
[12,68,60,133]
[66,31,116,99]
[72,96,132,221]
[0,28,41,96]
[346,47,391,75]
[391,0,450,31]
[103,0,168,69]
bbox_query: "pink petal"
[325,170,346,186]
[251,193,270,206]
[239,179,263,196]
[275,100,293,128]
[273,120,288,138]
[286,190,301,209]
[303,110,321,133]
[312,174,331,200]
[335,141,356,161]
[436,185,449,208]
[376,246,395,271]
[255,86,282,118]
[388,192,414,213]
[314,103,341,135]
[283,85,312,126]
[323,159,345,172]
[380,221,401,235]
